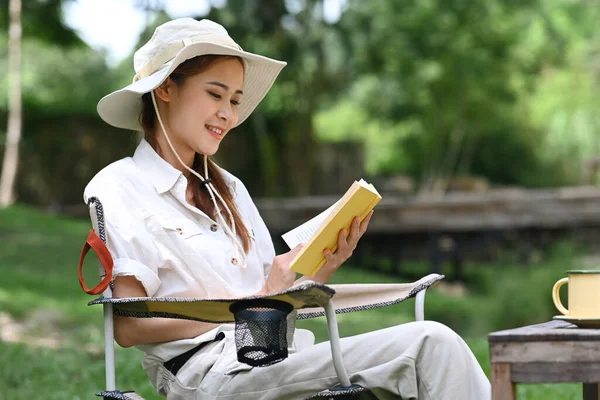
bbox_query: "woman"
[85,18,490,399]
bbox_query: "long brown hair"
[139,55,250,253]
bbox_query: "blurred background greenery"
[1,0,600,203]
[1,0,600,399]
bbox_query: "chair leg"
[325,300,352,387]
[415,289,427,321]
[104,303,116,391]
[90,198,117,391]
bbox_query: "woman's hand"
[311,210,374,283]
[262,244,304,295]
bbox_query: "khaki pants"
[158,321,490,400]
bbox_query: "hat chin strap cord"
[151,91,247,268]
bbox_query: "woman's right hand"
[262,244,304,295]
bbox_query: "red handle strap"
[78,229,114,295]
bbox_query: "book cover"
[284,180,381,276]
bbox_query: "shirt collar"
[133,139,182,194]
[132,139,237,195]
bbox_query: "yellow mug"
[552,270,600,319]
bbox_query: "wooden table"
[488,320,600,400]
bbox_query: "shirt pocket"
[146,215,205,257]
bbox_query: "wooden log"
[256,186,600,234]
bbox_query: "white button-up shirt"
[83,139,276,367]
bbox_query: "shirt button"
[231,258,238,265]
[175,228,183,235]
[210,224,218,232]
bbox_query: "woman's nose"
[217,103,233,121]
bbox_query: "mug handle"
[552,277,569,316]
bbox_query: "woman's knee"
[419,320,462,347]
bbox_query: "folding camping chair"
[79,197,444,400]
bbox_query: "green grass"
[0,205,585,399]
[0,342,155,400]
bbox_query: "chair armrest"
[88,281,335,323]
[297,273,444,319]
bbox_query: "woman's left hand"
[311,210,374,283]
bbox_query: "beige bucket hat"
[97,18,287,131]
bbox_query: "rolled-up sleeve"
[111,259,161,297]
[107,221,162,297]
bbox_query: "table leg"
[492,363,516,400]
[583,383,599,400]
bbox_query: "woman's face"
[156,57,245,160]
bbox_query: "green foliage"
[317,0,540,185]
[310,0,600,189]
[0,0,83,46]
[20,40,114,116]
[0,23,136,205]
[0,31,117,116]
[525,5,600,184]
[314,97,416,175]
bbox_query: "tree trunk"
[0,0,22,207]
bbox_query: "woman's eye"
[208,91,221,99]
[231,100,240,106]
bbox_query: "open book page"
[358,178,380,195]
[282,200,340,249]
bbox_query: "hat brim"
[97,42,286,131]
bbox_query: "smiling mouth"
[206,125,224,135]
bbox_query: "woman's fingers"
[336,228,353,259]
[359,211,374,236]
[336,229,352,254]
[266,247,303,294]
[323,248,337,265]
[323,213,374,268]
[288,243,304,258]
[347,216,361,245]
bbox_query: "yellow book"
[282,179,382,276]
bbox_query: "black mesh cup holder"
[229,299,294,367]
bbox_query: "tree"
[329,0,566,192]
[0,0,83,207]
[0,0,82,46]
[0,0,22,206]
